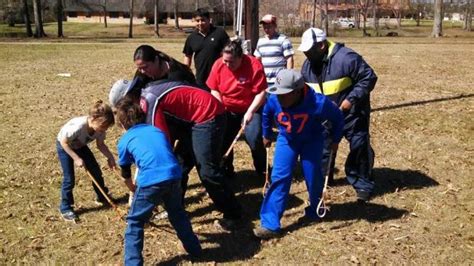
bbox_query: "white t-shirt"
[57,116,105,149]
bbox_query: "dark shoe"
[356,190,372,203]
[253,226,280,239]
[225,170,236,179]
[214,218,241,231]
[60,210,78,223]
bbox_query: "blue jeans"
[260,135,324,231]
[177,114,242,219]
[124,179,201,265]
[222,110,266,175]
[322,111,375,193]
[56,141,108,213]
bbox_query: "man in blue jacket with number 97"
[253,69,344,239]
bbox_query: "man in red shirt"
[207,39,268,178]
[110,79,242,228]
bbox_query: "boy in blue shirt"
[254,69,344,239]
[115,99,202,265]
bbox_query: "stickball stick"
[316,149,334,218]
[84,169,126,221]
[261,146,271,197]
[223,125,245,159]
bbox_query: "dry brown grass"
[0,30,473,264]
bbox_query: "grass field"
[0,22,473,264]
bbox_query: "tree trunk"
[33,0,46,37]
[362,13,368,36]
[324,0,329,34]
[354,0,360,29]
[23,0,33,37]
[360,0,369,36]
[320,0,324,28]
[154,0,160,37]
[174,0,179,29]
[222,0,226,27]
[234,0,238,32]
[397,11,402,28]
[333,0,339,35]
[466,0,472,31]
[312,0,317,27]
[103,0,108,28]
[57,0,64,37]
[244,0,259,53]
[128,0,134,38]
[431,0,443,37]
[373,0,379,36]
[463,3,468,30]
[416,3,421,27]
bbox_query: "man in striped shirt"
[254,14,295,87]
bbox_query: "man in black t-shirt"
[183,8,229,91]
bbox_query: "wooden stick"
[84,169,126,221]
[316,149,334,218]
[261,146,271,197]
[223,125,245,159]
[172,139,179,152]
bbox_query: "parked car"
[333,18,355,28]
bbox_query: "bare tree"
[469,0,473,31]
[222,0,226,27]
[319,0,324,28]
[33,0,46,37]
[391,0,403,28]
[245,0,259,53]
[373,0,379,36]
[102,0,108,28]
[324,0,329,33]
[464,0,472,31]
[22,0,33,37]
[431,0,442,37]
[359,0,370,36]
[414,0,421,27]
[57,0,63,37]
[174,0,180,29]
[353,0,360,28]
[5,1,16,27]
[128,0,134,38]
[312,0,317,27]
[154,0,160,37]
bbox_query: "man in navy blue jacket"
[299,28,378,203]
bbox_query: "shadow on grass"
[188,189,304,222]
[372,167,439,198]
[155,226,261,265]
[325,201,408,223]
[231,170,267,193]
[284,201,409,234]
[372,93,474,112]
[323,167,438,195]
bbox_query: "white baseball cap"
[109,79,136,107]
[297,28,327,52]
